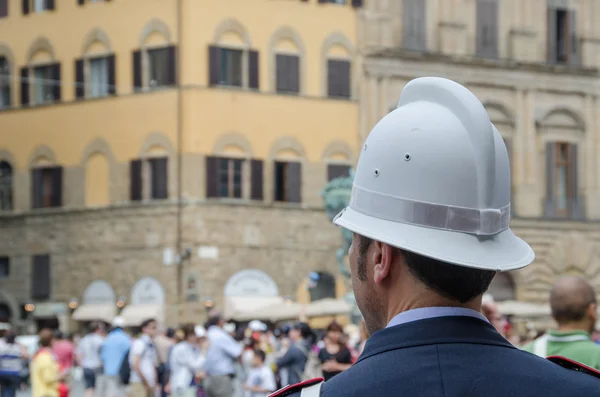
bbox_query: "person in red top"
[52,331,74,374]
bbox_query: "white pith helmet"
[334,77,535,272]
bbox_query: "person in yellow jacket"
[31,328,63,397]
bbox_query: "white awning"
[120,304,164,327]
[72,304,116,323]
[236,301,304,322]
[306,298,351,317]
[225,296,284,321]
[496,301,551,317]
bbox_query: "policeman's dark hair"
[358,236,496,303]
[254,349,266,363]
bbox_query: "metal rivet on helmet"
[374,169,380,177]
[404,153,411,161]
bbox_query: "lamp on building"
[116,296,126,309]
[68,299,79,311]
[24,303,35,313]
[203,297,214,312]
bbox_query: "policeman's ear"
[372,242,394,285]
[587,302,598,322]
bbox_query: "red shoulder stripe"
[547,356,600,379]
[268,378,324,397]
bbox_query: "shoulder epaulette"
[547,355,600,379]
[268,378,324,397]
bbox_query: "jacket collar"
[357,316,515,364]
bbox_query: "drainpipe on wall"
[176,0,184,305]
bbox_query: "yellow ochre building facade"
[0,0,362,331]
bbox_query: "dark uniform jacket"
[282,316,599,396]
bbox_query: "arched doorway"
[0,303,10,323]
[487,272,516,301]
[308,271,336,302]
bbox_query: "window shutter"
[150,157,168,200]
[568,144,583,219]
[75,59,85,99]
[547,8,557,63]
[351,0,363,7]
[327,164,350,181]
[250,159,264,201]
[0,0,8,17]
[50,166,62,207]
[22,0,29,15]
[403,0,426,51]
[544,142,556,217]
[205,156,219,198]
[285,161,302,203]
[248,50,259,90]
[208,46,221,86]
[20,68,29,105]
[51,63,61,101]
[32,255,51,300]
[166,45,177,86]
[31,169,43,209]
[328,59,350,98]
[276,54,299,93]
[46,0,55,10]
[133,50,142,91]
[569,10,579,65]
[476,0,498,58]
[107,54,116,95]
[288,55,300,93]
[130,159,142,201]
[77,0,85,5]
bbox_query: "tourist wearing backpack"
[99,317,131,397]
[128,319,159,397]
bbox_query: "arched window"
[209,19,257,89]
[270,27,305,95]
[270,138,305,204]
[22,38,60,106]
[323,33,353,99]
[76,29,115,99]
[130,134,172,201]
[133,20,177,91]
[538,108,585,219]
[308,271,336,302]
[0,161,12,211]
[0,56,10,109]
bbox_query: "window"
[548,6,577,64]
[205,156,263,200]
[208,46,259,89]
[21,63,60,106]
[0,257,8,278]
[320,0,346,4]
[75,55,115,99]
[77,0,105,4]
[0,57,10,109]
[220,49,242,87]
[276,54,300,94]
[32,255,51,300]
[34,65,54,103]
[476,0,498,58]
[130,157,168,201]
[274,161,302,203]
[327,59,351,98]
[327,164,350,181]
[31,166,62,209]
[402,0,427,51]
[23,0,54,14]
[0,0,7,18]
[545,142,580,218]
[0,161,12,211]
[90,57,109,97]
[218,158,243,199]
[132,46,176,91]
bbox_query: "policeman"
[269,77,599,397]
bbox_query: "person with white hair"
[99,316,131,397]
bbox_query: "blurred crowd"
[1,275,599,397]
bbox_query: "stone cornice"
[363,50,599,95]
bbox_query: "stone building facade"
[357,0,600,315]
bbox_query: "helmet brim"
[334,206,534,272]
